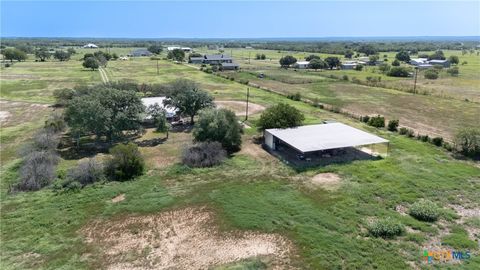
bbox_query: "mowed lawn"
[0,50,479,269]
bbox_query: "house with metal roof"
[220,62,239,70]
[429,59,450,68]
[129,49,153,57]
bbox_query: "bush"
[418,134,430,142]
[16,151,59,191]
[361,115,370,123]
[367,115,385,128]
[287,92,301,101]
[409,199,440,222]
[399,127,408,135]
[67,158,104,186]
[431,137,444,147]
[182,142,227,168]
[342,75,349,81]
[193,108,243,153]
[387,66,411,77]
[354,64,363,71]
[367,217,405,238]
[45,112,66,133]
[387,119,399,132]
[424,69,439,80]
[257,103,305,131]
[105,143,145,181]
[454,128,480,159]
[447,66,459,76]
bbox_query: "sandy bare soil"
[111,194,125,203]
[81,207,294,269]
[310,173,342,190]
[0,99,50,127]
[215,100,265,116]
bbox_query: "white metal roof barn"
[264,123,388,154]
[141,97,178,119]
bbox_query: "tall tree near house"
[279,55,297,68]
[164,79,214,124]
[324,57,341,69]
[35,47,51,61]
[167,48,185,62]
[395,50,410,62]
[82,57,100,70]
[65,88,145,143]
[54,50,71,61]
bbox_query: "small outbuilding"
[221,62,240,70]
[429,59,450,68]
[293,61,310,69]
[264,123,389,165]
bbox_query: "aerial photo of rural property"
[0,0,479,269]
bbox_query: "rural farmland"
[1,1,480,270]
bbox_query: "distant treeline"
[1,38,479,54]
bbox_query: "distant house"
[341,62,357,70]
[129,49,153,57]
[410,58,429,66]
[220,62,239,70]
[167,46,192,52]
[203,54,233,65]
[293,61,310,69]
[429,59,450,68]
[119,56,129,61]
[189,57,205,64]
[83,43,98,49]
[417,64,433,69]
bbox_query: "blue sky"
[1,1,479,38]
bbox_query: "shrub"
[367,217,405,238]
[67,158,104,186]
[367,115,385,128]
[387,66,411,77]
[424,69,439,80]
[182,142,227,168]
[45,112,66,133]
[29,128,60,152]
[454,128,480,159]
[64,181,82,192]
[431,137,444,147]
[257,103,304,131]
[387,119,399,132]
[105,143,145,181]
[354,64,363,71]
[342,75,349,81]
[447,66,459,76]
[409,199,440,222]
[418,134,430,142]
[361,115,370,123]
[399,127,408,135]
[16,151,59,191]
[193,108,243,153]
[287,92,301,101]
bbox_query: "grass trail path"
[99,67,110,84]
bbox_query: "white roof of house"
[83,43,98,48]
[266,123,388,153]
[141,97,178,118]
[296,61,310,65]
[429,59,448,63]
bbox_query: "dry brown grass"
[310,173,342,191]
[215,100,265,116]
[81,207,294,270]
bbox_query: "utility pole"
[245,87,250,121]
[413,67,418,94]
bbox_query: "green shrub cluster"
[367,115,385,128]
[387,119,399,131]
[409,199,440,222]
[367,217,405,238]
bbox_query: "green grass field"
[1,48,479,269]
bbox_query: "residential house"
[83,43,98,49]
[293,61,310,69]
[129,49,153,57]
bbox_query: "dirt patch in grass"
[310,173,342,190]
[215,100,265,116]
[0,99,50,127]
[450,204,480,240]
[111,194,125,203]
[81,207,294,269]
